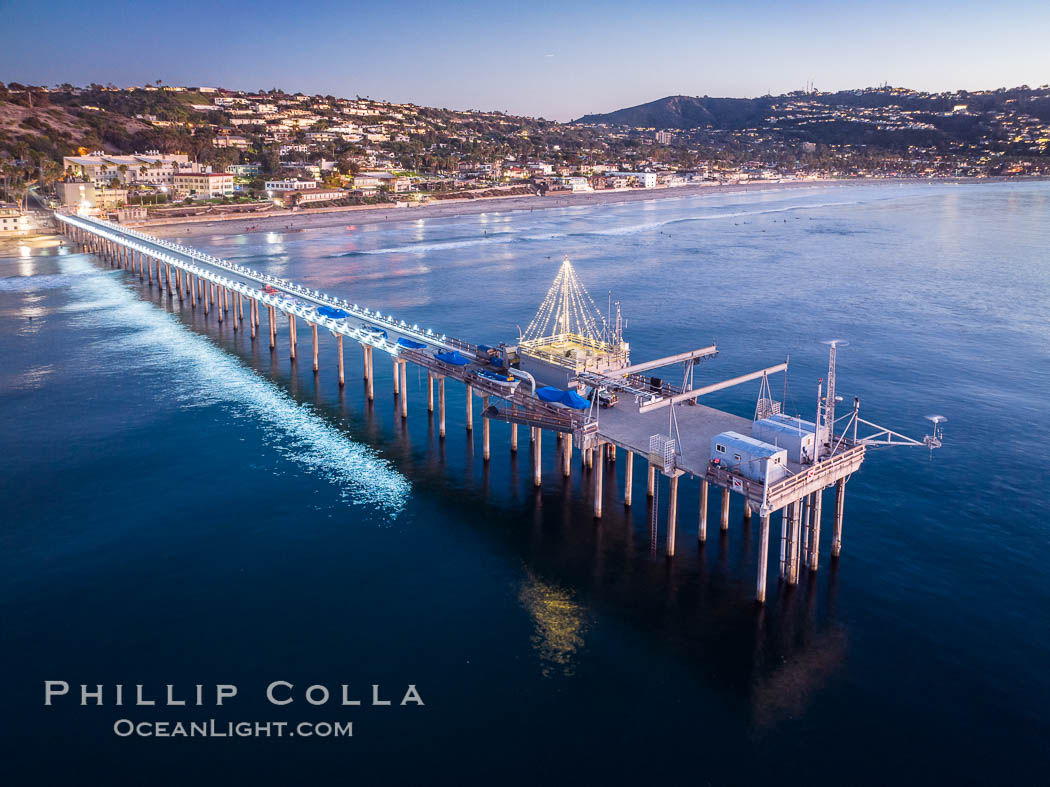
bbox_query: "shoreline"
[138,176,1045,239]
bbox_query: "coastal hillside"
[573,87,1050,152]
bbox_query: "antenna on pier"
[818,340,848,458]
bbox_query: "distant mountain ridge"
[574,95,772,129]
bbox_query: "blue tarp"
[536,386,590,409]
[560,389,590,409]
[536,387,563,403]
[317,305,348,319]
[397,337,428,349]
[435,350,471,366]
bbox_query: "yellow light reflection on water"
[518,569,588,677]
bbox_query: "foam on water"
[578,200,861,237]
[58,256,410,516]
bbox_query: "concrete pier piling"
[789,498,803,584]
[562,433,572,477]
[533,428,542,487]
[438,376,446,438]
[721,487,730,531]
[833,478,846,557]
[810,488,823,571]
[780,503,791,579]
[465,384,473,432]
[312,324,319,371]
[698,480,709,542]
[288,315,296,360]
[427,372,434,412]
[593,442,604,516]
[757,513,771,603]
[666,475,679,556]
[393,359,400,395]
[400,362,408,419]
[366,347,374,401]
[510,422,517,452]
[624,450,634,507]
[337,335,344,386]
[482,396,490,460]
[647,464,655,498]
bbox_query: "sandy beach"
[138,176,1027,240]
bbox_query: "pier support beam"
[809,489,823,571]
[801,495,811,570]
[465,384,473,432]
[624,450,634,507]
[438,377,446,438]
[647,464,655,498]
[832,478,846,557]
[757,513,771,603]
[400,362,408,419]
[337,335,344,387]
[593,441,603,517]
[780,504,791,579]
[269,306,276,349]
[482,396,490,460]
[562,433,572,477]
[393,359,400,395]
[698,480,708,542]
[532,428,542,487]
[427,372,434,412]
[721,487,730,531]
[788,498,803,584]
[288,315,296,360]
[366,347,374,402]
[312,324,319,371]
[250,299,256,340]
[510,422,517,453]
[744,504,752,525]
[666,475,679,556]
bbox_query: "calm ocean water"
[3,181,1049,784]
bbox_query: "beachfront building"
[0,203,31,234]
[352,172,411,193]
[265,179,317,191]
[605,171,658,188]
[172,172,235,200]
[62,151,205,187]
[272,187,346,206]
[55,181,128,212]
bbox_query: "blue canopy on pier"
[396,337,428,350]
[435,350,471,366]
[317,305,348,319]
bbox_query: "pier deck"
[55,211,882,604]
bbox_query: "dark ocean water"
[3,181,1049,784]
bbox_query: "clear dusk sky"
[2,0,1048,120]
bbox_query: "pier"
[55,212,943,604]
